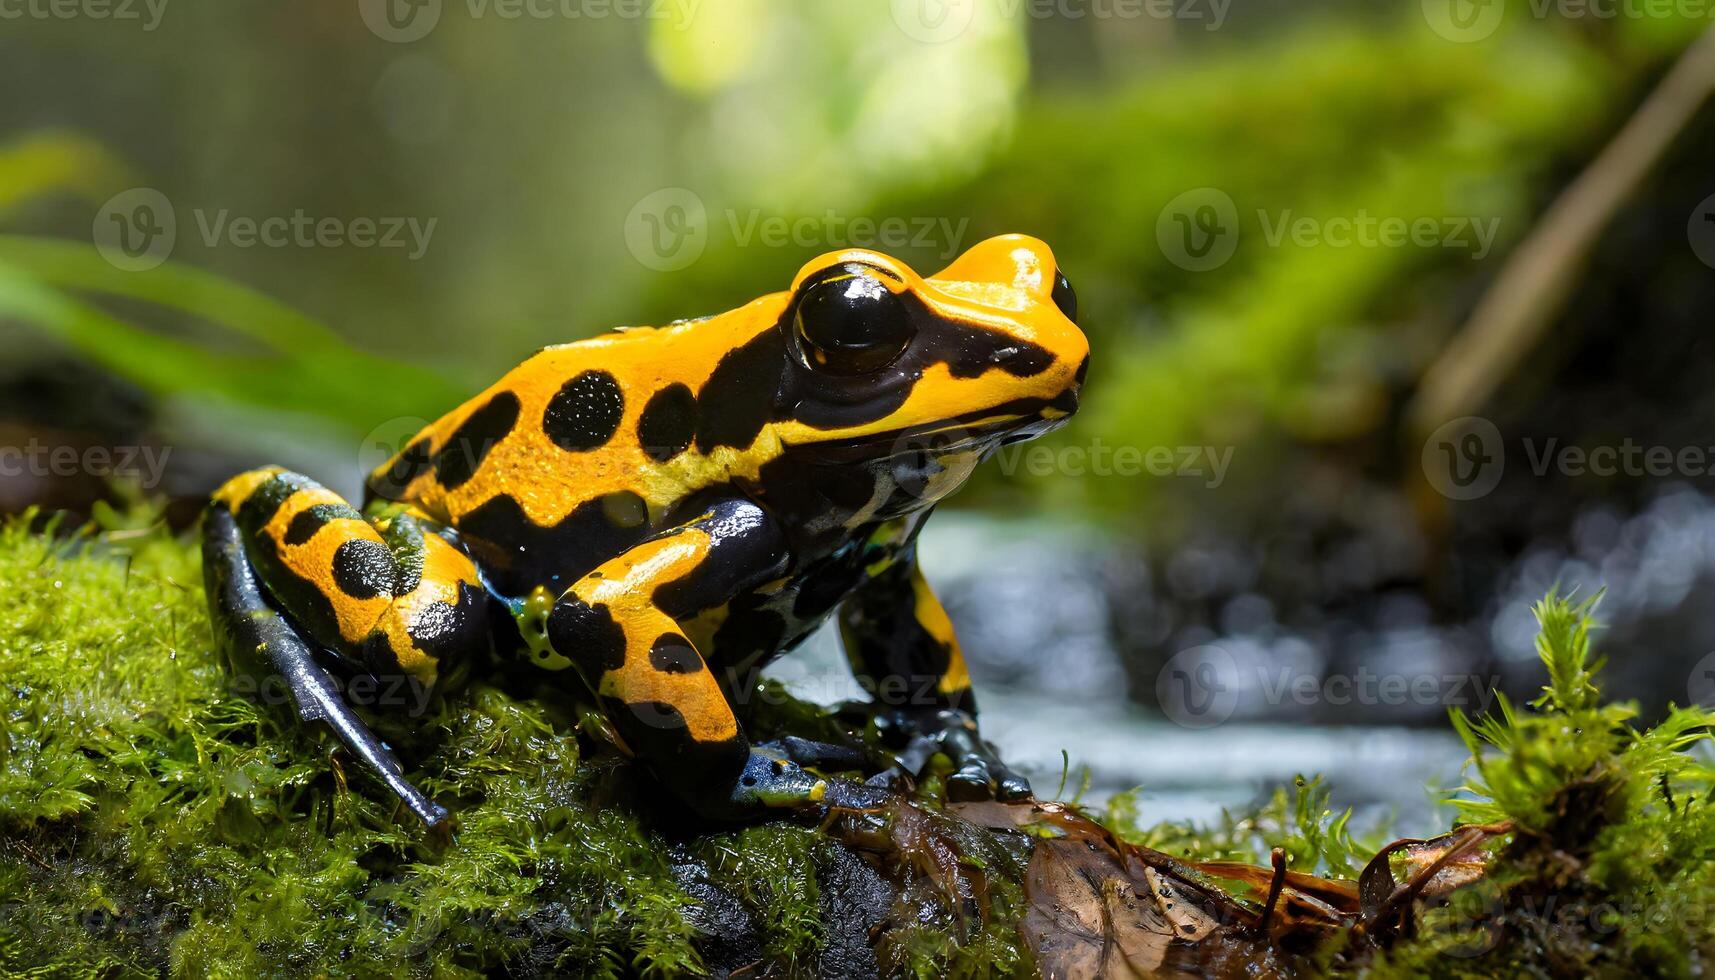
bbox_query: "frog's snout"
[933,233,1089,413]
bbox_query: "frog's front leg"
[839,549,1030,801]
[543,499,884,819]
[201,467,491,826]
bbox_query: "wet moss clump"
[1363,595,1715,977]
[0,514,1025,978]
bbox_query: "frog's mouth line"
[797,394,1076,462]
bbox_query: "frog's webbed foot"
[879,708,1032,802]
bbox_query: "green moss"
[0,516,1026,977]
[9,516,1715,977]
[1119,773,1378,881]
[1369,594,1715,977]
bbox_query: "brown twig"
[1408,25,1715,440]
[1259,846,1288,935]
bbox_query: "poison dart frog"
[201,234,1088,825]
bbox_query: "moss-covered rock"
[0,515,1030,977]
[9,514,1715,978]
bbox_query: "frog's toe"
[865,766,916,794]
[753,735,869,773]
[946,756,1033,802]
[995,768,1032,801]
[889,709,1033,802]
[820,777,894,812]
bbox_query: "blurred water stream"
[767,512,1471,838]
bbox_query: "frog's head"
[766,235,1088,484]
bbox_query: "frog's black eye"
[793,264,916,375]
[1051,268,1078,325]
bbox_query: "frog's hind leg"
[202,467,491,826]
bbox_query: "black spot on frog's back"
[696,328,785,453]
[333,538,395,599]
[369,437,433,501]
[648,633,702,674]
[283,502,364,546]
[637,383,697,462]
[547,596,627,673]
[544,370,625,452]
[436,391,521,490]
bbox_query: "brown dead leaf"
[1023,835,1211,979]
[842,798,1509,976]
[1358,820,1512,941]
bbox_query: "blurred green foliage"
[1,6,1709,526]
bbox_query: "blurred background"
[4,0,1715,831]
